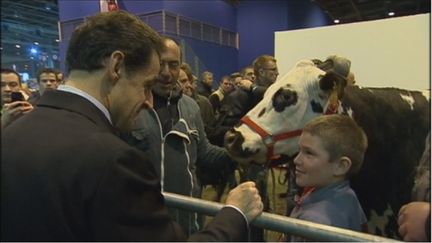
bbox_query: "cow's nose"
[224,128,241,149]
[224,128,248,153]
[224,128,260,159]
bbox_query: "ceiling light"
[334,19,340,24]
[388,12,395,16]
[34,42,39,45]
[15,44,21,48]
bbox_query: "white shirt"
[57,84,112,125]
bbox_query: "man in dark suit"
[1,10,263,241]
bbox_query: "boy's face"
[294,132,341,189]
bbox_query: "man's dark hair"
[240,66,253,76]
[37,67,58,83]
[253,55,276,75]
[220,75,230,82]
[66,10,163,74]
[201,71,213,80]
[1,68,22,86]
[230,72,242,80]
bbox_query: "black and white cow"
[224,59,430,238]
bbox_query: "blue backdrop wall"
[236,0,331,69]
[58,0,330,84]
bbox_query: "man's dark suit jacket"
[1,90,248,241]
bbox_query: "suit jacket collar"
[38,90,116,134]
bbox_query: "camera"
[11,92,25,102]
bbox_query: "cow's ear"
[319,71,347,98]
[317,59,334,72]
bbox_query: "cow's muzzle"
[224,128,259,159]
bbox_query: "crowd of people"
[1,10,430,242]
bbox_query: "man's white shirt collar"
[57,84,112,125]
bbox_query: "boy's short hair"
[303,114,368,178]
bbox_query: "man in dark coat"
[197,71,214,97]
[1,10,263,242]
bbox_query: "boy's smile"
[294,132,342,189]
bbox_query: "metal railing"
[163,192,401,242]
[137,10,238,49]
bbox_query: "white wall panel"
[275,14,430,90]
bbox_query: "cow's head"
[225,59,348,165]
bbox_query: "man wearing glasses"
[240,55,278,102]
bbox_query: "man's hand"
[1,101,34,128]
[237,79,254,92]
[225,181,263,223]
[398,201,430,241]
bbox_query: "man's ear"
[333,156,352,177]
[108,51,125,84]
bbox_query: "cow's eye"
[272,88,298,112]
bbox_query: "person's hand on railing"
[398,201,430,241]
[237,79,254,92]
[225,181,263,223]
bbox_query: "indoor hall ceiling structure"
[226,0,430,24]
[1,0,60,71]
[313,0,430,24]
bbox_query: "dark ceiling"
[313,0,430,24]
[1,0,60,75]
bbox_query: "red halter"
[240,116,302,161]
[240,99,340,161]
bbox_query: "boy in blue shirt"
[289,114,368,241]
